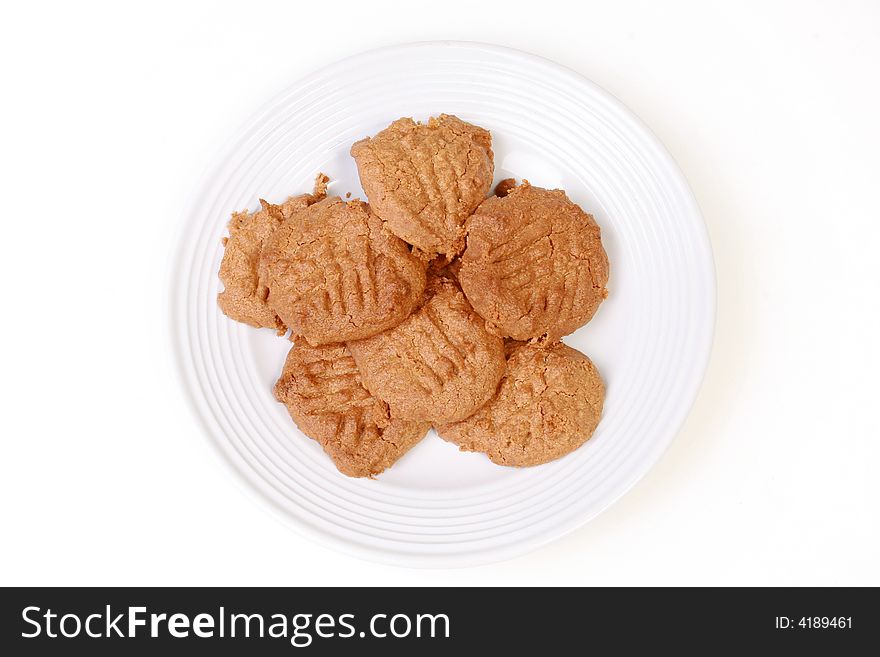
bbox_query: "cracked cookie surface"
[459,181,609,341]
[347,276,505,424]
[351,114,494,256]
[260,196,426,345]
[217,177,327,332]
[436,341,605,467]
[274,343,430,477]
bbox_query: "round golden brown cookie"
[260,196,426,345]
[217,175,328,332]
[459,181,609,341]
[274,342,430,478]
[436,341,605,467]
[347,276,505,424]
[350,114,494,256]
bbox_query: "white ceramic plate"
[172,42,715,567]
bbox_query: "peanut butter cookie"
[459,181,609,341]
[260,196,426,345]
[437,341,605,467]
[217,175,328,332]
[274,342,430,478]
[347,276,505,424]
[351,114,494,256]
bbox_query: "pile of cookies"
[217,115,609,477]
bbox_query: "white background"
[1,0,878,586]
